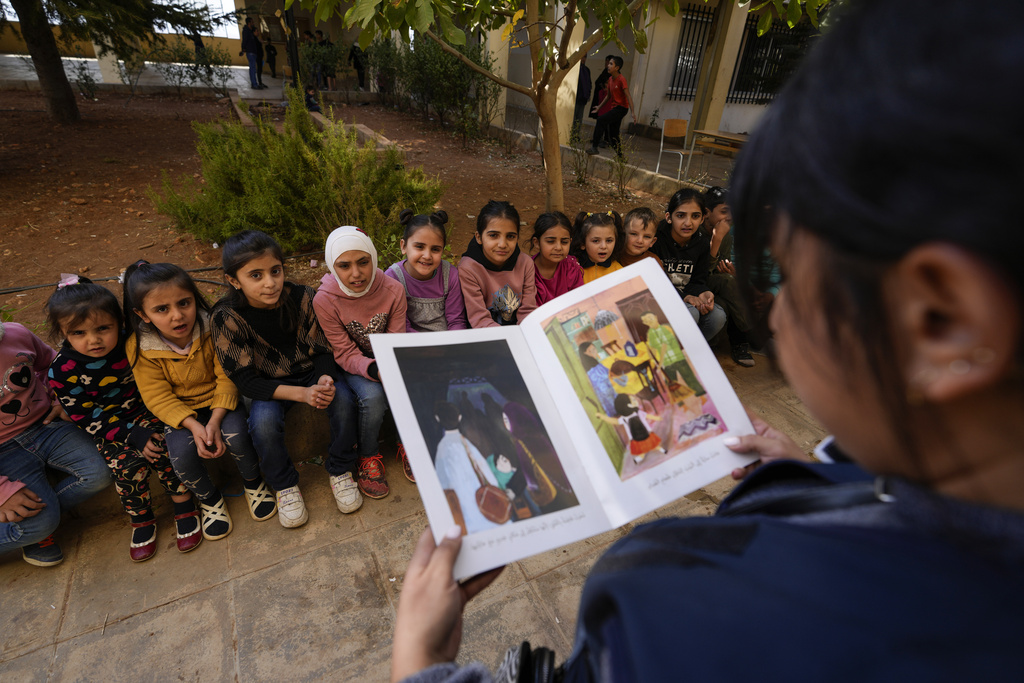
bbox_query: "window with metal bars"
[666,3,819,104]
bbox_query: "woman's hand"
[726,413,811,480]
[305,375,335,409]
[391,527,504,683]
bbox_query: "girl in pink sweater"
[458,200,537,327]
[313,226,408,499]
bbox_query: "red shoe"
[129,518,157,563]
[397,444,415,483]
[174,509,203,553]
[357,454,390,499]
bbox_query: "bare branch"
[424,29,533,97]
[564,0,647,68]
[556,0,578,70]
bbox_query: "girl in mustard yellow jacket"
[124,261,275,542]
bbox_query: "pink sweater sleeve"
[458,258,499,329]
[0,476,27,508]
[517,254,538,321]
[445,267,469,330]
[313,291,375,378]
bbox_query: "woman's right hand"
[391,527,504,683]
[725,413,812,480]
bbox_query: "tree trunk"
[535,89,565,213]
[10,0,80,123]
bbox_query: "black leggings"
[592,105,629,149]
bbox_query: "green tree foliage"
[152,87,444,261]
[2,0,233,121]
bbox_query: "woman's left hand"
[391,527,504,683]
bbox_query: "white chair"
[655,119,702,179]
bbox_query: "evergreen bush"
[152,87,444,260]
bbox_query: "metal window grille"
[666,4,819,104]
[726,14,820,104]
[666,3,715,101]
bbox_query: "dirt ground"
[0,91,668,331]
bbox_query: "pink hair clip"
[57,274,80,289]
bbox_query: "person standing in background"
[572,56,592,140]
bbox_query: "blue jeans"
[163,407,261,502]
[686,302,727,342]
[341,371,388,460]
[246,378,358,487]
[0,420,111,552]
[246,52,259,87]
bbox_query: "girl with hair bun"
[385,209,468,332]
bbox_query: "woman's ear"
[225,274,241,291]
[890,243,1020,404]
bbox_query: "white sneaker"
[329,473,363,514]
[276,485,309,528]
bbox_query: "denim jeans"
[246,378,358,488]
[163,406,261,502]
[246,52,259,87]
[0,420,111,551]
[341,371,388,461]
[686,302,727,342]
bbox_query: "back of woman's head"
[45,276,122,345]
[531,212,573,243]
[122,261,209,340]
[731,0,1024,462]
[476,200,520,235]
[400,209,449,244]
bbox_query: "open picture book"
[371,259,756,578]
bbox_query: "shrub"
[152,86,444,258]
[365,37,405,108]
[153,38,197,98]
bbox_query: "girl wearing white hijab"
[313,226,408,501]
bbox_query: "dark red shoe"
[397,444,415,483]
[174,509,203,553]
[129,518,157,563]
[357,454,390,499]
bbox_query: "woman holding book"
[388,1,1024,680]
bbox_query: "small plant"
[64,56,99,100]
[648,107,660,129]
[117,50,151,104]
[611,135,641,200]
[366,37,405,108]
[567,125,591,186]
[154,38,199,99]
[196,45,234,97]
[152,85,444,253]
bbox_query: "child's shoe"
[200,495,233,540]
[243,480,277,521]
[129,517,158,562]
[329,473,363,513]
[356,454,389,499]
[276,485,309,527]
[730,343,755,368]
[174,508,203,553]
[22,535,63,567]
[397,444,415,483]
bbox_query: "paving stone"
[0,548,73,660]
[232,535,395,682]
[51,584,237,682]
[0,645,53,682]
[459,588,572,671]
[529,550,604,641]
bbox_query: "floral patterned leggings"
[95,416,188,517]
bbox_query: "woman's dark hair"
[578,341,598,371]
[730,0,1024,471]
[220,230,298,333]
[571,210,624,266]
[122,261,210,361]
[530,211,573,246]
[666,188,707,216]
[400,208,449,244]
[476,200,520,236]
[609,359,635,377]
[45,277,123,345]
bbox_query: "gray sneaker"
[731,343,755,367]
[330,473,363,514]
[276,485,309,528]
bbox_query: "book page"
[371,327,612,579]
[521,259,756,526]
